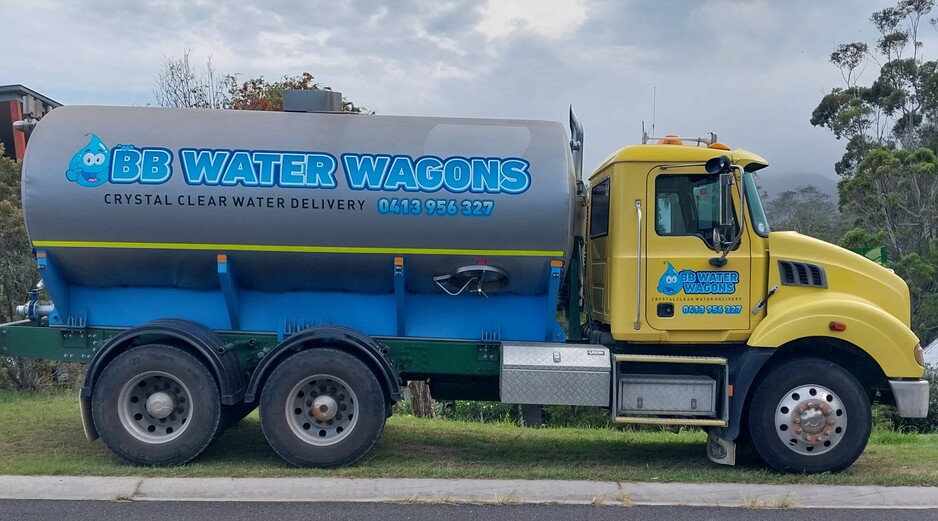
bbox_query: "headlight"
[914,343,925,367]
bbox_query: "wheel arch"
[243,325,402,410]
[756,338,890,404]
[728,337,890,441]
[81,319,246,419]
[747,296,921,377]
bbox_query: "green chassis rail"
[0,320,502,384]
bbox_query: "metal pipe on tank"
[15,280,52,320]
[569,106,584,182]
[12,116,39,138]
[16,303,54,320]
[570,106,587,238]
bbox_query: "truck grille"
[778,260,827,288]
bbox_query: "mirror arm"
[709,165,746,268]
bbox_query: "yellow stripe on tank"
[32,240,563,257]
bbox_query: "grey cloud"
[3,0,926,179]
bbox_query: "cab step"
[613,353,729,424]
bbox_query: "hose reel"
[433,265,509,297]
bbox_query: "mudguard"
[243,325,402,406]
[81,319,245,404]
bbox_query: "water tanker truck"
[0,91,929,473]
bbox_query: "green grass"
[2,389,937,485]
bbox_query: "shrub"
[436,400,516,423]
[0,359,86,392]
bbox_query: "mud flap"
[707,430,735,466]
[79,392,99,441]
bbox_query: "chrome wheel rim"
[286,374,359,446]
[774,384,847,456]
[117,371,192,444]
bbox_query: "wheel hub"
[791,400,834,442]
[146,391,176,419]
[286,375,359,447]
[117,371,192,444]
[774,384,847,456]
[311,395,338,421]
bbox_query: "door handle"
[635,199,642,330]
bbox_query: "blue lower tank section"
[38,251,567,343]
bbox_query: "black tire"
[259,348,386,468]
[91,344,221,466]
[748,358,871,473]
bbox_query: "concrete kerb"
[1,476,938,508]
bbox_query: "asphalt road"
[1,501,936,521]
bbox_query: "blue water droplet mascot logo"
[66,134,109,187]
[657,262,682,295]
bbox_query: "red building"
[0,84,61,161]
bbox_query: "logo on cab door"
[657,262,739,295]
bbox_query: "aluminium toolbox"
[617,374,717,416]
[500,343,611,406]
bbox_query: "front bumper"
[889,379,930,418]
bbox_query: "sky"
[2,0,933,181]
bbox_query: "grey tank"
[22,106,575,295]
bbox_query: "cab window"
[655,174,736,248]
[589,178,610,238]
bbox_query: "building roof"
[0,84,62,108]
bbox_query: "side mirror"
[705,155,732,174]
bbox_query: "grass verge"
[1,390,937,485]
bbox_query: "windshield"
[744,172,770,237]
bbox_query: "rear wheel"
[748,358,870,473]
[91,344,221,466]
[259,348,386,467]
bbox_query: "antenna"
[652,86,656,137]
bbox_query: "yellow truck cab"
[586,134,927,472]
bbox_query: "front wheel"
[259,348,387,467]
[748,358,871,473]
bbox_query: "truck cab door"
[644,167,750,331]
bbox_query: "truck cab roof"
[591,143,769,181]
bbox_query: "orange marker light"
[727,384,734,397]
[550,260,564,267]
[36,252,47,258]
[217,254,228,263]
[708,142,730,150]
[829,321,847,332]
[659,134,683,145]
[394,257,404,266]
